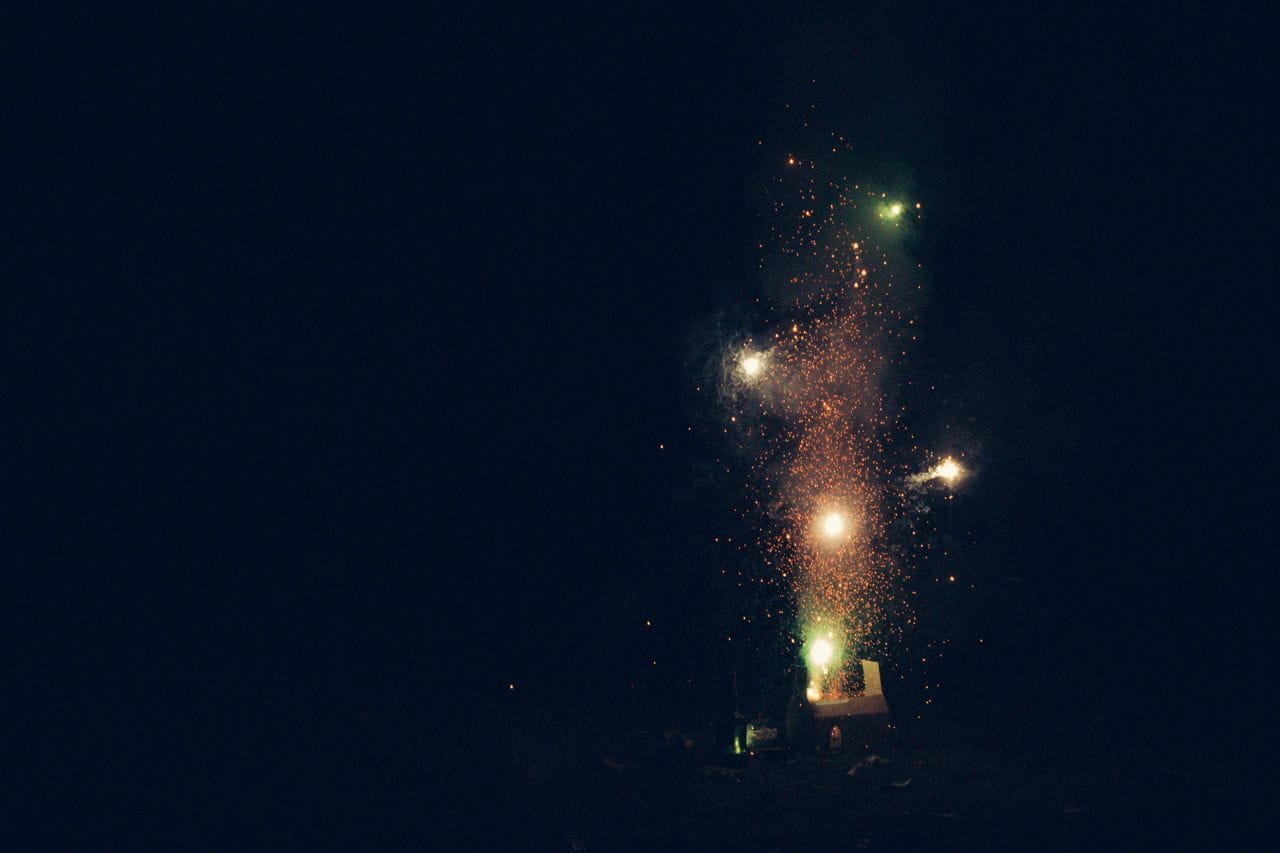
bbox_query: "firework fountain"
[717,138,963,706]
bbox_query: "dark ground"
[437,694,1239,851]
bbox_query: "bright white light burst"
[934,458,961,482]
[808,638,834,667]
[741,354,762,377]
[821,512,846,538]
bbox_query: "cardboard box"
[787,660,890,752]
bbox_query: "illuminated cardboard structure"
[786,660,890,752]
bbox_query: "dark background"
[15,3,1270,845]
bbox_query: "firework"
[714,135,935,699]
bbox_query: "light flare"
[808,637,835,667]
[907,456,966,486]
[821,511,845,538]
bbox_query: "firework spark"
[934,458,961,481]
[908,456,965,486]
[739,349,767,380]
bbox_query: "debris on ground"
[847,754,891,776]
[702,765,742,780]
[662,727,694,748]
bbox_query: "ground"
[455,701,1227,851]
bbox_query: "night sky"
[17,4,1269,844]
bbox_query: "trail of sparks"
[719,137,931,699]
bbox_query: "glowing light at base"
[806,685,821,702]
[808,637,835,667]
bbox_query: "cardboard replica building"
[785,659,890,752]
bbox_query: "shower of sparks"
[714,131,940,700]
